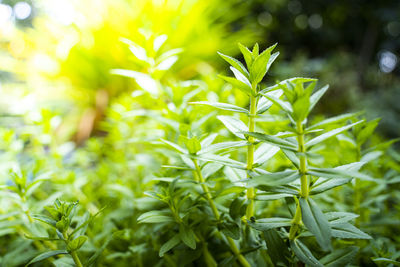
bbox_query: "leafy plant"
[25,199,102,267]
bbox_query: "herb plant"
[1,38,399,267]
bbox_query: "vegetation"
[0,0,399,266]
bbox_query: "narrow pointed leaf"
[310,178,352,195]
[179,224,196,250]
[159,235,181,257]
[290,239,324,267]
[218,52,249,78]
[254,143,280,165]
[309,85,329,112]
[248,217,292,231]
[218,116,248,139]
[320,246,359,267]
[243,131,297,151]
[300,197,332,251]
[160,139,188,154]
[190,101,248,114]
[307,112,361,131]
[219,75,254,96]
[331,223,371,239]
[306,121,363,148]
[198,141,248,155]
[26,250,68,266]
[238,43,253,68]
[247,170,300,187]
[263,229,290,266]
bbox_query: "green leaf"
[307,167,376,182]
[290,239,323,267]
[198,141,248,155]
[257,89,283,114]
[220,221,241,240]
[243,131,297,151]
[31,215,57,228]
[292,95,310,122]
[238,43,253,68]
[179,224,196,250]
[219,75,254,96]
[195,154,247,170]
[26,250,69,266]
[310,178,352,195]
[261,93,293,114]
[250,43,277,84]
[320,246,359,267]
[256,184,299,195]
[190,101,249,114]
[254,143,280,165]
[68,236,87,251]
[325,212,359,224]
[218,52,249,78]
[372,258,400,266]
[111,69,159,95]
[331,222,371,239]
[24,235,59,241]
[217,116,248,139]
[309,85,329,112]
[252,43,259,57]
[160,139,188,154]
[137,211,174,224]
[300,197,332,251]
[229,197,246,220]
[263,229,290,266]
[248,217,292,231]
[282,149,300,169]
[307,112,361,131]
[247,170,301,187]
[356,118,380,146]
[159,235,181,257]
[266,52,279,73]
[230,66,252,87]
[306,121,363,148]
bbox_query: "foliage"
[0,30,399,267]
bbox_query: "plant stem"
[62,232,83,267]
[193,159,251,267]
[289,121,308,239]
[193,159,220,219]
[354,148,362,227]
[70,251,83,267]
[296,122,308,198]
[246,94,257,219]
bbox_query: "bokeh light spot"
[258,12,273,27]
[379,51,397,73]
[0,4,12,24]
[308,14,323,29]
[295,14,307,29]
[14,2,31,20]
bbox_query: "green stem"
[289,122,308,239]
[62,232,83,267]
[296,122,308,197]
[246,94,257,219]
[70,251,83,267]
[193,159,251,267]
[354,147,362,227]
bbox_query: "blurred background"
[1,0,399,142]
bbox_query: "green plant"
[1,37,399,267]
[134,43,385,266]
[24,199,102,267]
